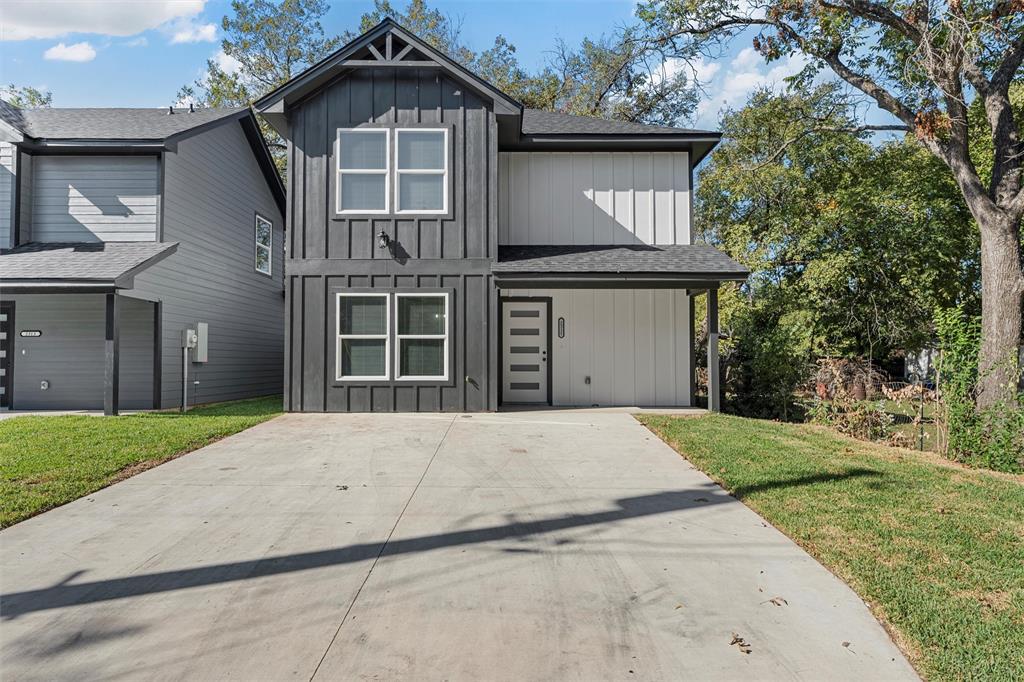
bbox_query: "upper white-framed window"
[395,292,449,380]
[254,213,273,276]
[336,292,390,381]
[336,128,390,214]
[395,128,448,214]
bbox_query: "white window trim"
[336,292,390,381]
[336,128,390,215]
[395,128,448,215]
[395,292,449,381]
[254,214,273,276]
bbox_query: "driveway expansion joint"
[308,416,457,682]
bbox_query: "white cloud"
[43,41,96,62]
[693,47,810,127]
[1,0,206,41]
[214,49,242,75]
[169,19,217,44]
[122,37,148,48]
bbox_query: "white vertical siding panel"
[612,290,636,405]
[498,153,509,244]
[571,154,594,245]
[633,153,653,244]
[612,154,633,244]
[653,152,674,245]
[570,289,593,405]
[498,151,691,245]
[593,153,614,243]
[674,291,692,405]
[654,290,676,405]
[591,290,615,403]
[635,290,656,405]
[509,153,530,244]
[549,290,573,405]
[528,153,550,244]
[673,152,690,244]
[550,152,573,244]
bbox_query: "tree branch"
[742,124,909,171]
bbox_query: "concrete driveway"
[1,411,916,681]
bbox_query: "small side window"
[255,214,272,276]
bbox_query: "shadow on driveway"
[1,468,879,620]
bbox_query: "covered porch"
[0,241,176,415]
[492,244,748,411]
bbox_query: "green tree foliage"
[1,85,52,108]
[634,0,1024,411]
[700,85,978,416]
[178,0,340,169]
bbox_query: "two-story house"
[254,19,747,413]
[0,103,285,414]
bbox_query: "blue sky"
[0,0,889,130]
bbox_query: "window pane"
[400,339,444,377]
[339,131,386,169]
[398,173,443,211]
[340,173,386,211]
[339,296,386,334]
[398,296,445,335]
[341,339,386,377]
[256,246,270,273]
[256,218,272,247]
[398,131,445,169]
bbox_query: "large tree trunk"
[976,210,1024,409]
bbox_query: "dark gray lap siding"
[286,272,497,412]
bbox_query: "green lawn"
[0,396,283,528]
[638,413,1024,682]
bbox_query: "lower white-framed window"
[395,292,449,380]
[336,293,389,381]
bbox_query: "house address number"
[19,330,42,337]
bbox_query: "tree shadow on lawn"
[729,468,881,499]
[1,469,879,620]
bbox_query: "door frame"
[498,296,553,406]
[0,301,14,409]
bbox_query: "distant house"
[0,103,286,414]
[254,19,747,412]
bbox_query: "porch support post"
[152,300,162,409]
[706,288,720,412]
[104,292,121,416]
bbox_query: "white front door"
[502,299,549,404]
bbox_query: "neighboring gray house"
[254,19,747,413]
[0,104,285,413]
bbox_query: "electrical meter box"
[182,328,198,349]
[193,322,209,363]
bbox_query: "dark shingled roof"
[520,109,717,137]
[494,244,748,278]
[7,107,243,141]
[0,241,178,282]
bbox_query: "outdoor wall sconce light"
[377,230,390,249]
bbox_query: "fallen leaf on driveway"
[766,596,788,607]
[730,633,752,654]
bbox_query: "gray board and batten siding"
[131,118,285,408]
[285,66,499,412]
